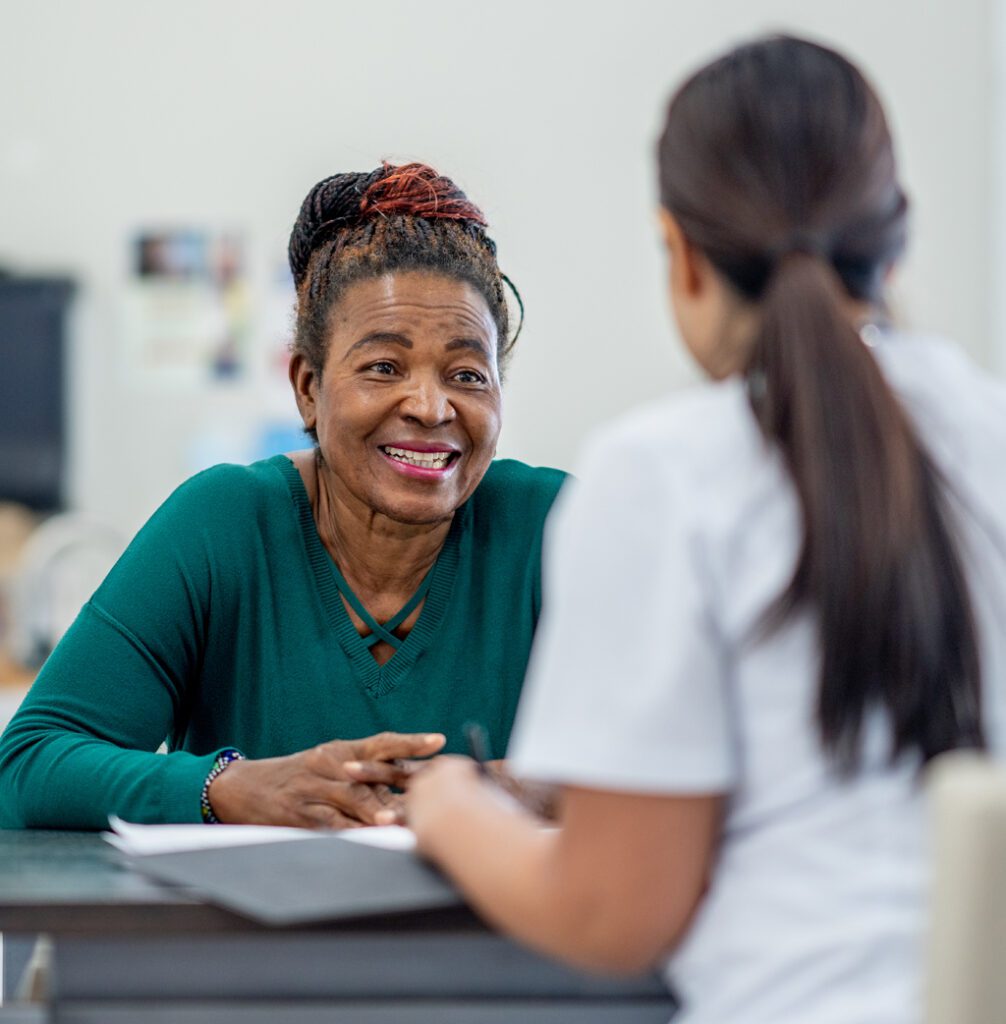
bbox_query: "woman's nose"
[398,376,456,426]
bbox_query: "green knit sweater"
[0,455,566,828]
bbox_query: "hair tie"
[771,231,830,263]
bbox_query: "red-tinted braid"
[360,162,489,226]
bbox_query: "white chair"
[926,752,1006,1024]
[5,513,123,669]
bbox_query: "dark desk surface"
[0,830,677,1021]
[0,829,478,935]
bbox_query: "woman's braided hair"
[288,162,515,375]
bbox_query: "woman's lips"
[379,444,459,479]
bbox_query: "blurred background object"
[5,514,124,672]
[0,276,124,702]
[0,503,39,690]
[926,753,1006,1024]
[0,276,73,511]
[1,0,1004,700]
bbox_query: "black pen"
[463,722,492,778]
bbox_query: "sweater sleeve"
[0,468,244,828]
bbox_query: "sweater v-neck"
[270,454,462,698]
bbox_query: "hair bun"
[288,162,489,289]
[359,162,488,226]
[288,168,385,289]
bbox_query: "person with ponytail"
[0,162,566,829]
[406,37,1006,1023]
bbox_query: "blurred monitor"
[0,276,74,512]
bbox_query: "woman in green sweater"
[0,163,565,830]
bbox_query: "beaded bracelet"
[200,748,245,824]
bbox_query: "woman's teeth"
[382,446,454,469]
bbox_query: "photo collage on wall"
[123,230,249,385]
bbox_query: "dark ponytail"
[659,36,983,769]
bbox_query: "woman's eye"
[367,361,397,375]
[453,369,486,385]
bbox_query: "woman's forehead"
[330,272,497,342]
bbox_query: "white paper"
[335,825,417,851]
[102,816,416,856]
[103,816,318,855]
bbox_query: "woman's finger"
[408,754,481,801]
[348,731,446,762]
[371,784,397,806]
[342,758,425,787]
[294,778,384,824]
[329,780,396,825]
[374,805,406,826]
[299,802,365,830]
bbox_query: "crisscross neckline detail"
[328,561,435,651]
[271,453,463,697]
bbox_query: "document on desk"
[103,816,417,855]
[110,818,455,925]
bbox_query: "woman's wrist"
[201,748,246,823]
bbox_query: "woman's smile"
[379,442,461,477]
[291,271,502,527]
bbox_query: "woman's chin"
[369,491,461,528]
[367,457,482,526]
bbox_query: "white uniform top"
[508,333,1006,1024]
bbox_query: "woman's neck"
[311,459,452,601]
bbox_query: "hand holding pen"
[367,725,492,826]
[464,723,558,818]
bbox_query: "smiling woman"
[292,272,502,534]
[0,163,567,830]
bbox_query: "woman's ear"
[659,208,706,298]
[289,352,318,434]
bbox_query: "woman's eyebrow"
[344,332,413,359]
[446,337,490,358]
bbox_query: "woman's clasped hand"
[207,731,445,828]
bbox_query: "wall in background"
[994,0,1006,376]
[1,0,999,535]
